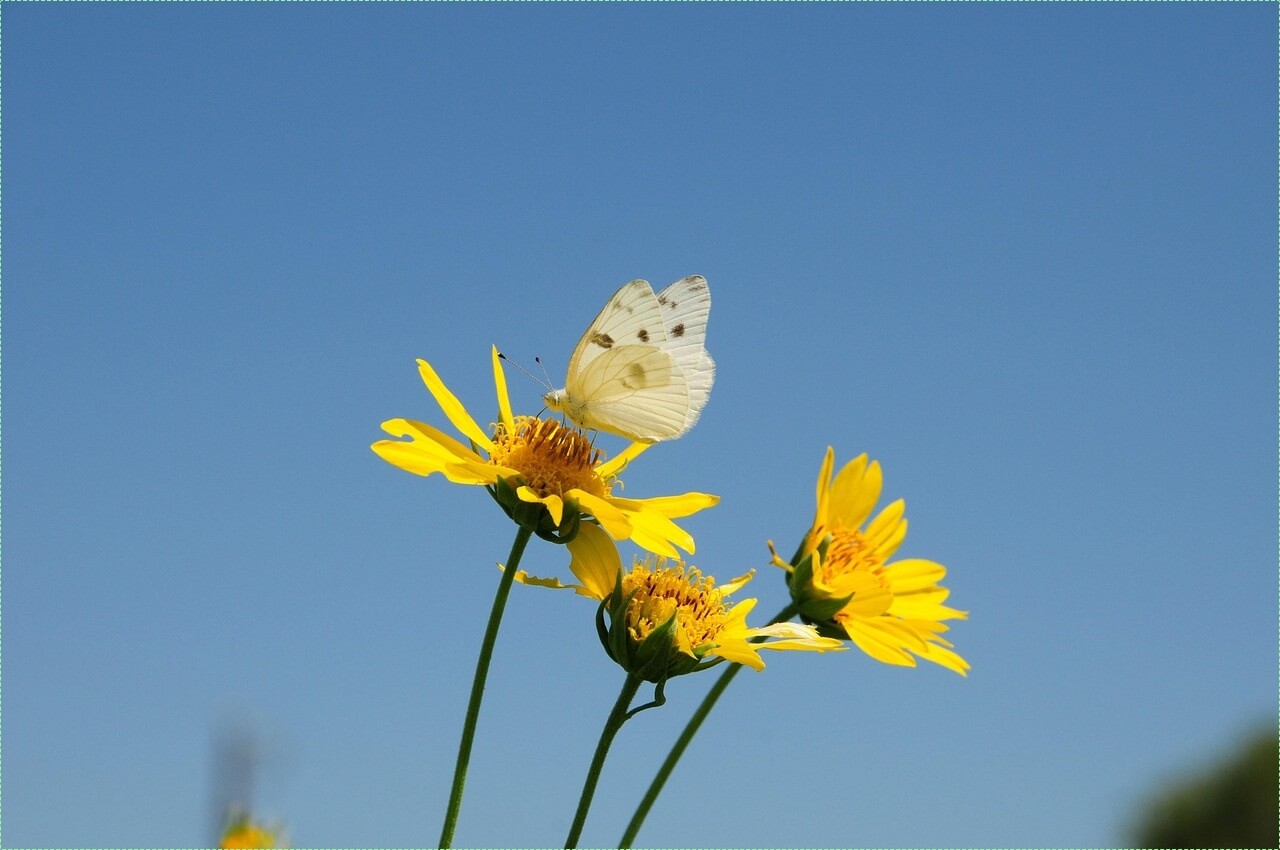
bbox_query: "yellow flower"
[219,815,281,849]
[567,524,844,679]
[372,347,718,558]
[771,448,969,676]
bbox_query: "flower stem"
[438,524,533,849]
[618,601,800,848]
[564,672,644,849]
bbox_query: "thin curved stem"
[618,602,800,848]
[438,525,533,848]
[564,673,644,849]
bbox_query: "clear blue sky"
[5,4,1275,847]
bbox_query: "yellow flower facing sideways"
[567,523,844,680]
[372,347,718,558]
[772,448,969,675]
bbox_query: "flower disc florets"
[600,559,731,682]
[489,415,609,501]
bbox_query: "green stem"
[618,602,800,848]
[438,525,534,849]
[564,672,644,849]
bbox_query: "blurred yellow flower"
[772,448,969,675]
[219,814,280,849]
[568,524,843,679]
[372,347,718,557]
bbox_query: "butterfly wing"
[566,279,668,380]
[554,276,711,441]
[566,344,690,441]
[656,276,715,431]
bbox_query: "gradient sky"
[4,4,1275,848]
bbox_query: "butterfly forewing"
[567,279,668,379]
[656,276,714,430]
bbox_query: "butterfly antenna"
[498,351,552,391]
[534,356,554,390]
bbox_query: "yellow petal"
[596,440,650,478]
[624,491,720,519]
[516,485,564,526]
[572,491,634,541]
[882,558,947,590]
[490,346,515,431]
[623,505,695,555]
[709,641,767,670]
[717,570,756,596]
[373,420,501,485]
[917,641,971,676]
[566,522,622,601]
[501,564,575,590]
[865,499,907,557]
[416,359,495,453]
[627,525,680,560]
[830,456,881,529]
[842,618,919,667]
[814,446,835,527]
[380,418,484,465]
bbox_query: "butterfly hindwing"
[569,345,690,440]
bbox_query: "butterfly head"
[543,387,568,414]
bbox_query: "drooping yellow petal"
[627,525,680,560]
[490,346,515,431]
[502,565,576,590]
[416,359,495,452]
[516,485,564,526]
[566,522,622,601]
[572,490,635,542]
[615,500,695,554]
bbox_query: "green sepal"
[810,618,852,642]
[594,600,616,664]
[633,611,680,682]
[489,475,581,543]
[606,587,637,670]
[799,591,855,624]
[791,550,815,593]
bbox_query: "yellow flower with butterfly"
[373,345,717,557]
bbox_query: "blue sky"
[4,4,1275,847]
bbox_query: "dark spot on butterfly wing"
[671,323,685,338]
[637,329,650,343]
[591,332,615,349]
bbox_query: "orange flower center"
[488,415,609,499]
[622,560,727,651]
[813,525,885,583]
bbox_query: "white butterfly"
[544,276,715,443]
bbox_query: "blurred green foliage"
[1130,726,1278,848]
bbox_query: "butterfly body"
[545,276,714,442]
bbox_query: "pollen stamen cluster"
[488,415,607,499]
[622,560,727,650]
[813,525,884,583]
